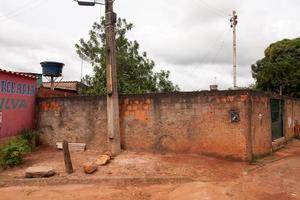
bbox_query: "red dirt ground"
[0,146,247,181]
[1,139,300,200]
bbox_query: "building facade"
[0,69,37,139]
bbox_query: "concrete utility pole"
[75,0,121,156]
[105,0,121,155]
[230,10,238,89]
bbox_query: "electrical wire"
[210,36,226,65]
[200,0,229,16]
[213,22,230,64]
[0,0,37,18]
[193,0,229,18]
[190,0,239,67]
[196,21,228,66]
[0,0,45,22]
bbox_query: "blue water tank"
[40,61,64,77]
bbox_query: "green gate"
[271,99,284,140]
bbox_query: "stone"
[104,151,113,158]
[25,166,55,178]
[95,155,111,166]
[272,137,286,151]
[56,142,86,152]
[83,162,98,174]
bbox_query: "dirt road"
[1,140,300,200]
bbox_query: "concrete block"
[56,142,86,152]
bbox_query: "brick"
[240,95,248,102]
[132,105,137,111]
[123,98,129,104]
[143,104,149,110]
[83,162,97,174]
[127,105,132,111]
[124,111,130,117]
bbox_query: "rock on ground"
[83,162,98,174]
[95,155,111,166]
[25,167,55,178]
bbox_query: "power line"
[197,22,228,66]
[0,0,36,18]
[193,0,228,17]
[0,0,45,22]
[200,0,228,16]
[211,37,226,66]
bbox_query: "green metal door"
[271,99,284,140]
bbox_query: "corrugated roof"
[0,68,38,79]
[42,81,81,91]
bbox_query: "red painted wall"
[0,72,37,138]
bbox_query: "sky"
[0,0,299,91]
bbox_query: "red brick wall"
[119,92,251,161]
[285,99,300,139]
[37,96,108,152]
[37,91,254,160]
[250,95,272,158]
[35,91,300,161]
[284,99,295,140]
[294,101,300,137]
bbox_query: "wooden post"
[63,140,73,174]
[105,0,121,156]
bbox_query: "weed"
[0,138,31,167]
[20,129,38,149]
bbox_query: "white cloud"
[0,0,299,90]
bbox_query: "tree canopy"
[251,38,300,97]
[75,17,179,95]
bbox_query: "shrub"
[0,129,38,168]
[0,138,32,168]
[20,129,38,149]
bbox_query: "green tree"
[251,38,300,97]
[76,17,179,95]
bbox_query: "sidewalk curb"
[0,176,194,187]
